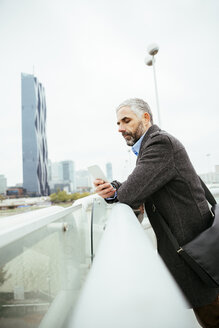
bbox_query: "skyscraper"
[0,175,7,194]
[21,73,49,196]
[61,160,76,191]
[75,169,92,192]
[106,162,113,182]
[48,160,76,193]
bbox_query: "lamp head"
[144,56,153,66]
[147,43,159,56]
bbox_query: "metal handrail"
[70,203,198,328]
[0,203,81,249]
[0,195,99,328]
[0,197,200,327]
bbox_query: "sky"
[0,0,219,186]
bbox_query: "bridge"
[0,194,204,327]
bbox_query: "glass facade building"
[106,162,113,182]
[21,73,49,196]
[48,160,76,193]
[76,169,92,192]
[0,174,7,194]
[61,160,76,191]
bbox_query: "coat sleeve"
[115,134,177,207]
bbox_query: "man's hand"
[93,179,116,199]
[133,204,144,223]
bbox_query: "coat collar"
[137,124,161,158]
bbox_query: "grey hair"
[116,98,153,124]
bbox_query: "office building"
[21,73,49,196]
[61,161,76,191]
[6,187,26,197]
[76,170,92,192]
[48,160,76,193]
[49,161,63,182]
[106,162,113,182]
[0,175,7,194]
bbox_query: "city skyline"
[48,159,114,193]
[0,0,219,186]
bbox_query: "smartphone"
[87,165,108,182]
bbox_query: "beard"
[123,121,145,146]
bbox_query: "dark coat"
[109,124,219,307]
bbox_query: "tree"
[50,190,91,203]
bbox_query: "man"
[94,98,219,328]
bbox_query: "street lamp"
[145,43,161,126]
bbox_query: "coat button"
[152,204,156,212]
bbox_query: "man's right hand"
[93,179,116,199]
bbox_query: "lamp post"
[145,43,161,126]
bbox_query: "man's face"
[116,106,146,146]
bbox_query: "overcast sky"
[0,0,219,186]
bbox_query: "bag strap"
[199,177,217,206]
[153,177,217,252]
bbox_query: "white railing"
[0,195,108,328]
[0,195,202,328]
[69,203,200,328]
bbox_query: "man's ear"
[143,112,151,125]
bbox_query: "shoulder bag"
[154,179,219,288]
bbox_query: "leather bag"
[155,179,219,288]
